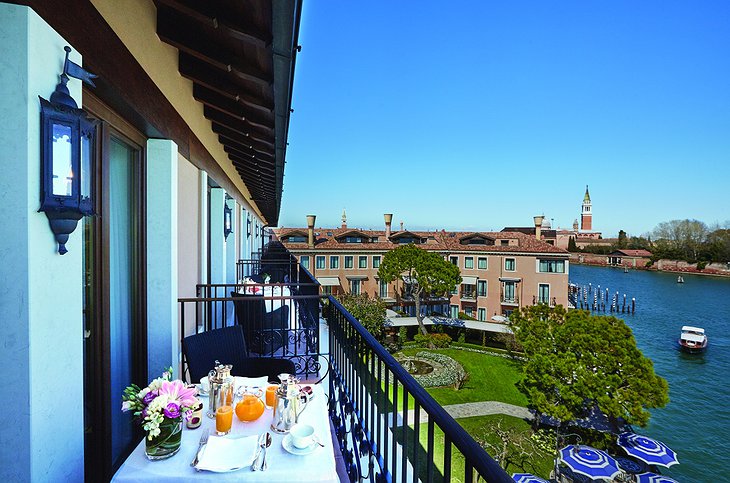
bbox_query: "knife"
[251,433,267,471]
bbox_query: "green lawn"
[399,348,528,406]
[392,414,554,482]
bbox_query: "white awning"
[499,277,522,282]
[346,275,368,281]
[461,276,477,285]
[682,326,705,334]
[317,276,341,287]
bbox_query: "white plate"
[282,434,321,455]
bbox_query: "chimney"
[533,215,544,241]
[306,214,316,248]
[384,213,393,238]
[400,221,404,231]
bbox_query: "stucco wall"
[177,155,200,337]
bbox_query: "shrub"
[414,333,452,348]
[337,293,387,341]
[697,261,707,270]
[398,326,408,343]
[457,331,466,343]
[458,311,477,321]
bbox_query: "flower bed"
[397,351,466,388]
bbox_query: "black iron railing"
[327,296,512,482]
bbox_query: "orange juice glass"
[265,384,278,408]
[215,405,233,435]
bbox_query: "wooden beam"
[228,152,276,174]
[157,10,272,89]
[218,134,274,161]
[179,54,273,112]
[193,84,274,131]
[203,106,273,139]
[211,122,275,151]
[154,0,271,48]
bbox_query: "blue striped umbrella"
[617,432,679,467]
[635,472,679,483]
[512,474,549,483]
[559,445,621,480]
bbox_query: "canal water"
[570,265,730,481]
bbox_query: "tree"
[477,420,553,474]
[509,305,668,427]
[337,293,387,341]
[652,219,708,262]
[377,244,461,335]
[567,236,578,252]
[617,230,627,249]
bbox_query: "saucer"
[282,434,320,455]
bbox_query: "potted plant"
[121,368,198,460]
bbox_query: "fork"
[190,431,210,467]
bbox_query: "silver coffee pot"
[270,373,309,433]
[207,360,233,418]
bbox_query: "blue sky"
[278,1,730,237]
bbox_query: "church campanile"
[580,185,592,231]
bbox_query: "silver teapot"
[270,373,309,433]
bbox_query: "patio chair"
[182,325,295,383]
[230,292,290,356]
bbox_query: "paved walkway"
[392,401,533,426]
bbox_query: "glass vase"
[145,418,183,460]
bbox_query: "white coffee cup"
[290,423,315,449]
[200,376,210,394]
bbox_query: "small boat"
[677,276,684,283]
[678,326,708,354]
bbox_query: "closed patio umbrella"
[512,474,549,483]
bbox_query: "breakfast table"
[112,384,338,482]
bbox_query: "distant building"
[607,249,653,267]
[277,214,570,320]
[555,185,603,249]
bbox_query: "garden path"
[392,401,533,426]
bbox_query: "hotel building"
[276,214,570,320]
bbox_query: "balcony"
[179,242,511,482]
[500,294,520,306]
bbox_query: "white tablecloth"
[112,384,338,483]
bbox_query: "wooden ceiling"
[155,0,301,225]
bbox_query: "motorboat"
[678,326,707,354]
[677,276,684,283]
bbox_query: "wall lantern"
[247,215,251,238]
[38,46,98,254]
[223,200,233,240]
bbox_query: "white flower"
[121,401,132,412]
[138,387,150,399]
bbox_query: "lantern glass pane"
[52,123,73,196]
[81,132,92,200]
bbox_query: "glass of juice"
[265,384,278,408]
[215,405,233,435]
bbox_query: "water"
[570,265,730,481]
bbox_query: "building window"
[350,279,361,295]
[379,280,388,298]
[316,256,325,269]
[464,306,473,317]
[344,256,353,269]
[300,255,309,270]
[372,256,381,268]
[538,259,565,273]
[344,236,363,243]
[500,240,509,246]
[538,283,550,304]
[322,286,332,296]
[478,257,487,270]
[477,280,487,297]
[450,284,458,295]
[287,235,306,243]
[477,308,486,321]
[464,257,474,269]
[503,281,516,303]
[450,305,459,318]
[505,258,516,271]
[330,256,339,269]
[358,255,367,269]
[450,256,458,266]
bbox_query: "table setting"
[112,365,338,482]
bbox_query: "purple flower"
[163,402,181,419]
[143,391,157,405]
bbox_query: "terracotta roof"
[274,227,567,254]
[612,249,653,257]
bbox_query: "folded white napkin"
[195,435,259,472]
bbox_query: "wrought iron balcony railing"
[178,241,512,482]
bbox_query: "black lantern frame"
[247,215,252,238]
[38,46,97,254]
[223,201,233,240]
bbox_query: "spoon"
[312,435,325,447]
[260,433,273,471]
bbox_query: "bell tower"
[580,185,592,231]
